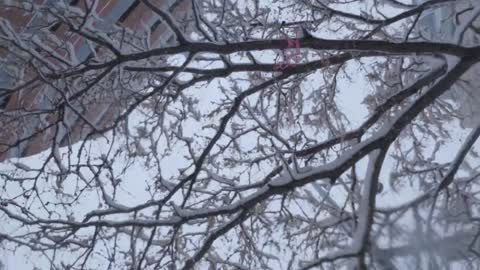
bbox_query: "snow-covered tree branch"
[0,0,480,269]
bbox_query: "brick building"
[0,0,191,161]
[376,1,480,130]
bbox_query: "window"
[439,7,455,38]
[418,12,436,38]
[0,97,9,109]
[0,90,12,110]
[49,22,62,32]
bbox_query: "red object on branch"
[274,31,302,71]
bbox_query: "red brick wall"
[0,0,191,161]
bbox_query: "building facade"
[0,0,191,161]
[414,0,480,128]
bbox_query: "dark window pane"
[49,22,62,32]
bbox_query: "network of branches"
[1,0,480,269]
